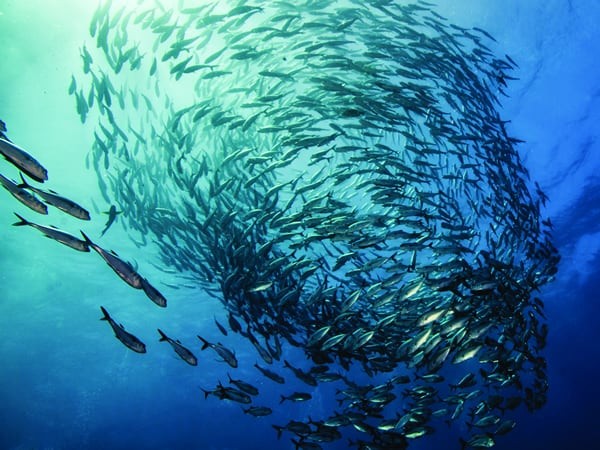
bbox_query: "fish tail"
[157,328,169,342]
[279,395,286,404]
[12,212,29,227]
[272,425,283,440]
[16,173,30,189]
[197,335,209,350]
[100,306,110,321]
[80,230,94,245]
[227,372,233,383]
[200,388,211,400]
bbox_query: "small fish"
[280,392,313,403]
[100,306,146,353]
[141,277,167,307]
[255,363,285,384]
[0,137,48,182]
[214,316,228,336]
[81,231,142,288]
[0,174,48,215]
[228,373,259,396]
[100,204,122,237]
[242,406,272,417]
[197,336,238,368]
[157,329,197,365]
[17,174,90,220]
[13,213,89,252]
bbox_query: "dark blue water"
[1,1,599,449]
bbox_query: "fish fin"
[227,372,233,383]
[12,212,29,226]
[100,306,110,320]
[272,425,282,440]
[157,328,169,342]
[17,173,30,189]
[80,230,94,245]
[110,249,119,256]
[197,335,209,350]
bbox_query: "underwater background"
[0,1,599,449]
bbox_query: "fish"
[81,231,142,288]
[99,306,146,353]
[202,382,251,404]
[0,174,48,215]
[280,392,312,403]
[0,137,48,182]
[12,213,89,252]
[17,174,90,220]
[100,204,122,236]
[254,363,285,384]
[157,329,197,365]
[227,373,259,396]
[242,406,272,417]
[197,336,237,368]
[141,277,167,307]
[214,316,228,336]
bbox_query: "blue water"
[1,1,599,449]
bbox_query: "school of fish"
[1,0,561,449]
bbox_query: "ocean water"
[0,1,598,449]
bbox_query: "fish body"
[158,329,197,365]
[243,406,272,417]
[100,204,122,236]
[0,137,48,182]
[17,174,90,220]
[255,363,285,384]
[280,392,312,403]
[100,306,146,353]
[228,373,259,396]
[197,335,238,368]
[141,277,167,307]
[81,231,142,288]
[13,213,89,252]
[1,174,48,214]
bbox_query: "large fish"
[157,329,197,365]
[13,213,89,252]
[0,174,48,215]
[197,336,237,368]
[17,174,90,220]
[141,277,167,307]
[0,137,48,182]
[100,306,146,353]
[81,231,142,288]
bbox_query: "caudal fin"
[200,388,211,400]
[12,212,29,227]
[99,306,110,321]
[157,328,169,342]
[16,173,30,189]
[197,335,210,350]
[80,230,94,245]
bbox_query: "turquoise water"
[1,1,599,449]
